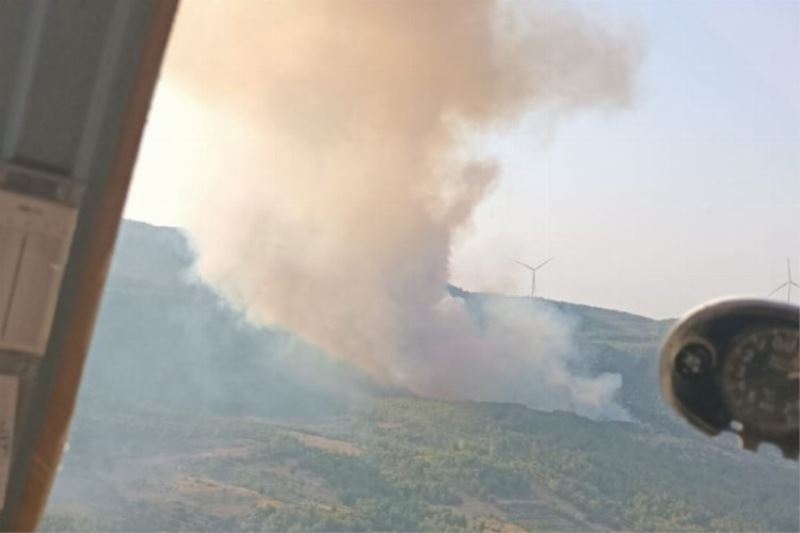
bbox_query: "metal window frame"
[0,1,178,528]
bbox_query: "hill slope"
[89,220,672,423]
[42,221,798,531]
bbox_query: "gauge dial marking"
[722,326,799,434]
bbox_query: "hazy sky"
[125,0,799,319]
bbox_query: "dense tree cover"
[40,222,800,531]
[44,396,798,532]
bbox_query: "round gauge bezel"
[660,297,800,454]
[673,336,718,377]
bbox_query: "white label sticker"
[0,374,18,506]
[0,190,77,355]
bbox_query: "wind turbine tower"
[515,258,553,298]
[768,257,800,303]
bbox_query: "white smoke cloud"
[152,0,641,419]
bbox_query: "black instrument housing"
[660,298,799,460]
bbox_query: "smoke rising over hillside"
[156,0,640,419]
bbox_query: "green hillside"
[44,395,798,532]
[42,221,799,532]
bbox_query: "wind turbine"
[768,257,800,303]
[514,258,553,298]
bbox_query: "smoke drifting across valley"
[156,0,641,419]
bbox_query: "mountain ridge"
[97,220,669,419]
[41,219,799,532]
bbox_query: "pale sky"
[125,0,799,319]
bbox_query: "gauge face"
[722,325,799,434]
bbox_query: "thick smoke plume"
[159,0,640,419]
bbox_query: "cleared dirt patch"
[174,475,283,517]
[288,431,363,456]
[480,516,528,532]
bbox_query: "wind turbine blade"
[534,257,553,271]
[768,282,789,296]
[791,282,800,288]
[514,260,534,271]
[788,257,793,282]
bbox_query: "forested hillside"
[44,396,799,532]
[42,221,799,531]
